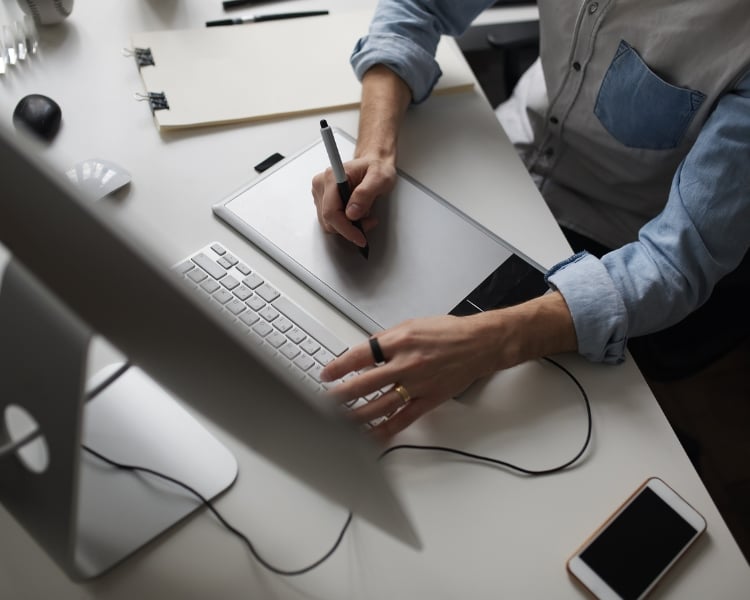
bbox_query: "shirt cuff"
[350,34,442,104]
[546,252,628,364]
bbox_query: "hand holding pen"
[319,120,370,259]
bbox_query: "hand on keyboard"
[175,242,393,428]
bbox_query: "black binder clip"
[124,47,155,68]
[133,47,155,68]
[135,92,170,114]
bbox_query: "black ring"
[369,336,386,365]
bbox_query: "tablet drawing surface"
[214,129,536,333]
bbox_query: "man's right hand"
[311,64,412,245]
[311,155,397,247]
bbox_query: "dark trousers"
[561,228,750,381]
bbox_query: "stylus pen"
[320,119,369,259]
[206,10,329,27]
[222,0,262,8]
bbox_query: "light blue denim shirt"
[351,0,750,363]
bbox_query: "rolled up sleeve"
[350,0,494,103]
[547,252,629,363]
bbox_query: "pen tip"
[320,119,328,129]
[360,244,369,260]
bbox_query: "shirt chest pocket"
[594,40,705,150]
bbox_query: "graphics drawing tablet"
[213,128,546,333]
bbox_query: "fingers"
[320,338,377,383]
[311,157,396,245]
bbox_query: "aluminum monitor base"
[75,363,238,578]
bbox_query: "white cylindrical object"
[16,0,74,26]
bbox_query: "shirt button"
[573,61,582,71]
[543,147,555,157]
[550,116,559,125]
[588,2,599,14]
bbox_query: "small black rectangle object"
[254,152,284,173]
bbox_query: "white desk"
[1,1,748,598]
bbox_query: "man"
[313,0,750,440]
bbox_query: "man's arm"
[321,290,577,441]
[548,69,750,363]
[311,66,410,247]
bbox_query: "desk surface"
[1,1,748,598]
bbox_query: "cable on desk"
[6,356,592,576]
[81,443,353,576]
[380,357,592,476]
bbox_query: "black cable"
[82,358,353,576]
[82,443,353,576]
[80,355,592,576]
[85,361,132,401]
[380,357,592,476]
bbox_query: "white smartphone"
[567,477,706,600]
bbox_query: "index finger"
[321,338,376,382]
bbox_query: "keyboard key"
[286,327,307,344]
[220,274,240,290]
[225,298,246,316]
[259,305,279,322]
[314,348,335,366]
[220,253,238,267]
[308,363,324,383]
[201,279,221,294]
[239,311,260,327]
[253,322,273,337]
[266,331,287,348]
[274,316,293,333]
[300,338,320,356]
[176,260,195,274]
[233,285,252,300]
[236,263,251,276]
[280,344,301,360]
[187,268,207,284]
[213,289,234,305]
[210,243,226,256]
[272,296,348,356]
[245,295,265,311]
[242,272,264,289]
[193,253,226,280]
[256,283,280,302]
[294,354,315,371]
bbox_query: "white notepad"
[130,11,474,131]
[213,129,524,333]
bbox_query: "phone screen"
[579,487,699,599]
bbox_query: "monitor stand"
[0,259,238,580]
[75,362,238,578]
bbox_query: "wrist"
[474,291,578,369]
[355,65,411,166]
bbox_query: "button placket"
[534,0,610,174]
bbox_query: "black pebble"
[13,94,62,141]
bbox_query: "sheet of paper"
[131,11,475,130]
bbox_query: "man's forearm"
[355,65,412,165]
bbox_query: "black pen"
[222,0,262,9]
[319,119,369,259]
[206,10,328,27]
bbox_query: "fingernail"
[346,203,362,220]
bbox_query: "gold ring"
[393,384,411,407]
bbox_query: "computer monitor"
[0,121,419,580]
